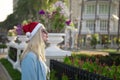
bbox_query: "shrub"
[63,54,120,80]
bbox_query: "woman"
[20,22,49,80]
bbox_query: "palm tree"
[68,0,72,49]
[0,0,60,30]
[15,0,38,21]
[94,0,98,34]
[77,0,84,49]
[15,0,58,21]
[107,0,112,47]
[117,0,120,51]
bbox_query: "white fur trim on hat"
[26,32,31,38]
[27,23,43,40]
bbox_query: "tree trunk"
[107,0,112,47]
[94,0,98,34]
[77,0,84,50]
[69,0,72,49]
[117,1,120,51]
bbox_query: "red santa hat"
[22,22,43,40]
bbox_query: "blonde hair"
[20,27,46,61]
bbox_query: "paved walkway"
[0,54,12,80]
[77,50,109,56]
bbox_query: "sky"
[0,0,13,22]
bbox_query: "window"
[86,4,95,14]
[100,20,108,31]
[86,20,94,32]
[99,3,109,14]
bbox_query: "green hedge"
[64,54,120,80]
[0,58,21,80]
[0,44,7,48]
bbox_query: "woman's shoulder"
[25,51,37,60]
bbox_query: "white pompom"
[26,32,31,38]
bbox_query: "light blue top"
[21,52,47,80]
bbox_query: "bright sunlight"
[0,0,13,22]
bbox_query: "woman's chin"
[44,39,48,42]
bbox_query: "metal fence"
[50,60,113,80]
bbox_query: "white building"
[70,0,119,48]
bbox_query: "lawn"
[0,58,21,80]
